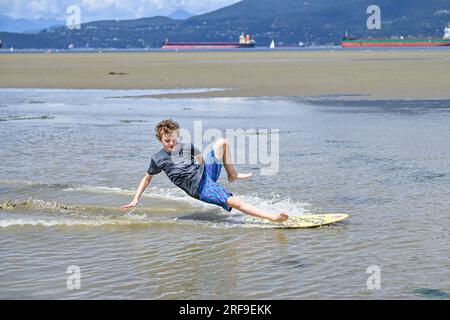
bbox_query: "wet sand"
[1,50,450,99]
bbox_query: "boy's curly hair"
[155,119,180,141]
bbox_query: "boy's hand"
[272,213,289,222]
[121,200,138,210]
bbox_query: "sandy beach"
[1,50,450,99]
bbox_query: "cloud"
[0,0,241,21]
[81,0,122,12]
[27,0,60,17]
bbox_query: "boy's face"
[161,131,179,152]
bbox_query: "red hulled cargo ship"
[342,25,450,47]
[162,33,255,49]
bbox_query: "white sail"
[269,40,275,49]
[444,25,450,39]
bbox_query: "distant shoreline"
[2,46,450,54]
[1,50,450,100]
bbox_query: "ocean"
[0,88,449,299]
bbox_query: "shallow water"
[0,88,449,299]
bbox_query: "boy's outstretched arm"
[121,173,154,209]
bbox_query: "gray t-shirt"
[147,143,204,199]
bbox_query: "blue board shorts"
[198,148,233,212]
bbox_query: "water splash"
[0,180,313,229]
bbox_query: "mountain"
[169,10,194,20]
[1,0,450,49]
[0,15,64,33]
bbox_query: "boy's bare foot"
[228,173,253,183]
[271,213,289,223]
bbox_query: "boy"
[121,119,289,223]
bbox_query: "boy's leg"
[213,138,252,183]
[226,196,289,222]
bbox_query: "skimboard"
[279,213,349,228]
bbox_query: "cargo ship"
[162,33,255,49]
[342,25,450,47]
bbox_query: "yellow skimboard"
[280,213,349,228]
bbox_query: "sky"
[0,0,241,21]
